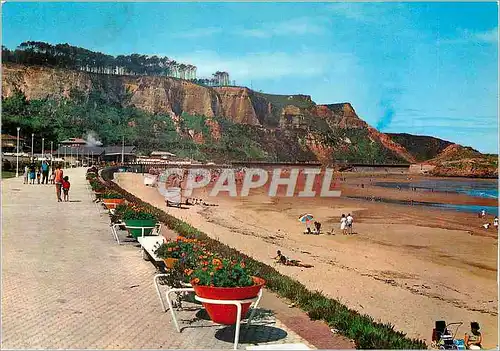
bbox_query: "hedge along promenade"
[100,167,427,349]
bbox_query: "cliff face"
[2,63,222,117]
[315,103,368,129]
[212,87,261,125]
[2,63,417,164]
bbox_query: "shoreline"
[115,172,498,348]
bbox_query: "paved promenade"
[2,168,313,349]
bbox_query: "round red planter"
[191,277,265,325]
[102,198,125,209]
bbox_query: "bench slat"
[138,236,164,262]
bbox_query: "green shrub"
[101,191,124,199]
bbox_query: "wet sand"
[115,172,498,348]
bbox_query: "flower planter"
[163,257,179,269]
[124,219,157,238]
[191,276,265,325]
[102,198,125,210]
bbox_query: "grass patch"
[2,171,17,179]
[100,167,427,349]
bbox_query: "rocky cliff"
[426,144,498,178]
[0,63,418,164]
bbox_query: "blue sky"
[2,2,498,153]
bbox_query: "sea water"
[374,179,498,215]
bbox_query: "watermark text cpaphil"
[157,167,342,197]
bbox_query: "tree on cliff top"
[2,42,223,82]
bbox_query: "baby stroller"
[432,321,465,350]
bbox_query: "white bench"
[137,235,164,262]
[144,175,157,186]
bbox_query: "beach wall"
[350,166,409,173]
[409,164,436,174]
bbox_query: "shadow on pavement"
[215,324,288,344]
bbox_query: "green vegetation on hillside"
[387,133,453,161]
[2,89,181,153]
[1,90,271,161]
[2,89,407,164]
[317,128,404,164]
[255,92,315,110]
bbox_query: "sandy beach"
[115,171,498,348]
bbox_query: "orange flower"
[192,278,200,284]
[240,262,246,268]
[212,258,222,266]
[184,269,193,276]
[203,261,209,266]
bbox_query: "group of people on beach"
[479,209,498,230]
[303,213,354,235]
[340,213,354,235]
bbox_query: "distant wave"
[463,190,498,199]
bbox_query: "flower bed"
[89,179,106,193]
[154,236,206,270]
[121,203,158,238]
[98,167,427,349]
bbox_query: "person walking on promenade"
[36,167,41,184]
[62,176,71,202]
[41,160,49,184]
[23,165,28,184]
[54,164,64,202]
[28,163,36,184]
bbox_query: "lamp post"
[31,133,34,161]
[42,137,45,159]
[16,127,20,177]
[121,135,125,164]
[50,141,53,166]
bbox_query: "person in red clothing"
[62,176,71,202]
[54,164,64,202]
